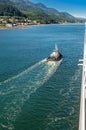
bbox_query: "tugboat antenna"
[55,44,58,50]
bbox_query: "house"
[6,23,13,28]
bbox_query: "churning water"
[0,24,84,130]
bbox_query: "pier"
[79,24,86,130]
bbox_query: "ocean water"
[0,24,84,130]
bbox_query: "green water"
[0,24,84,130]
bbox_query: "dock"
[79,24,86,130]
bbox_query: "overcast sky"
[30,0,86,18]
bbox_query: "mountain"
[9,0,40,11]
[0,0,10,2]
[0,2,25,17]
[9,0,70,17]
[8,0,77,22]
[35,3,60,15]
[60,12,75,19]
[0,0,85,23]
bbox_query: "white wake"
[0,59,46,86]
[0,59,62,130]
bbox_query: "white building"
[6,24,13,28]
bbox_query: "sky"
[30,0,86,18]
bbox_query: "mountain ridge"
[0,0,85,23]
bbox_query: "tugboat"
[47,44,63,62]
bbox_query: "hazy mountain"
[60,12,75,20]
[35,3,60,15]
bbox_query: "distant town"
[0,16,41,29]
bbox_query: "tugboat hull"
[47,53,63,62]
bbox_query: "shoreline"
[0,23,84,30]
[0,24,32,30]
[0,24,46,30]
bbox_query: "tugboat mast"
[55,44,58,50]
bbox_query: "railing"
[79,23,86,130]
